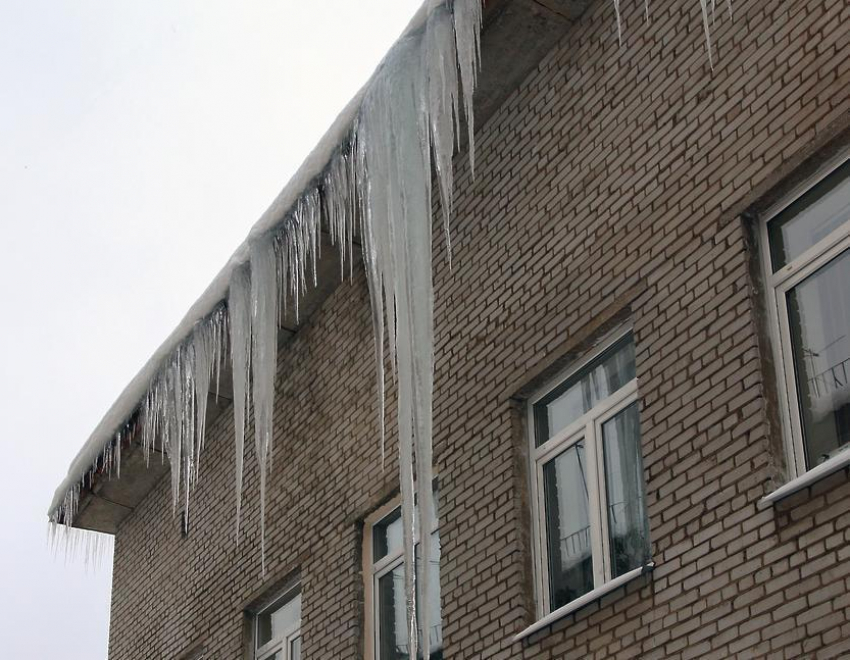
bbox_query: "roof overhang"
[62,0,592,534]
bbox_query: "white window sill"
[513,562,655,643]
[759,449,850,507]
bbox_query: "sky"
[0,1,423,656]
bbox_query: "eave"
[60,0,592,534]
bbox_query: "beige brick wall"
[107,0,850,657]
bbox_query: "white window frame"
[253,585,301,660]
[527,326,646,617]
[759,154,850,480]
[363,493,440,660]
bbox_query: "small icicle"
[613,0,623,45]
[229,266,252,541]
[453,0,482,178]
[698,0,715,69]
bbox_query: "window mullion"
[774,286,808,475]
[535,456,551,615]
[585,419,606,589]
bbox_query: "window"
[253,586,301,660]
[364,490,442,660]
[762,158,850,477]
[528,331,650,616]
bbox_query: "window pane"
[602,403,650,578]
[768,160,850,271]
[786,249,850,467]
[374,509,404,561]
[543,441,594,610]
[377,533,443,660]
[374,491,439,562]
[290,636,301,660]
[257,592,301,649]
[535,336,635,446]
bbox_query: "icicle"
[698,0,714,69]
[424,4,461,267]
[453,0,482,178]
[250,239,279,574]
[48,523,114,572]
[115,429,122,479]
[190,308,226,484]
[613,0,623,45]
[229,266,252,540]
[358,28,437,657]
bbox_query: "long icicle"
[250,238,279,575]
[229,266,252,541]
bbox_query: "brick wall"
[107,0,850,658]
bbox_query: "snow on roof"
[48,0,440,519]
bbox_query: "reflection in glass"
[769,161,850,271]
[543,441,593,610]
[378,534,443,659]
[602,403,650,578]
[374,492,439,561]
[257,592,301,649]
[535,336,635,446]
[786,250,850,467]
[374,509,404,561]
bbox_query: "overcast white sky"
[0,1,422,656]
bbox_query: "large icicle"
[249,239,278,573]
[357,26,437,658]
[49,2,487,637]
[229,266,252,539]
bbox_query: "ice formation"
[48,0,731,652]
[614,0,732,65]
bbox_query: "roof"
[48,0,593,532]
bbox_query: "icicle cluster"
[49,0,733,653]
[48,524,114,572]
[48,305,228,530]
[48,0,482,651]
[613,0,732,67]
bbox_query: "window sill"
[513,562,655,643]
[759,449,850,507]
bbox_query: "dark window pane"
[602,403,650,578]
[290,636,301,660]
[768,161,850,271]
[786,249,850,467]
[377,533,442,660]
[534,336,635,446]
[374,509,403,561]
[543,441,594,610]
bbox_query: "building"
[49,0,850,658]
